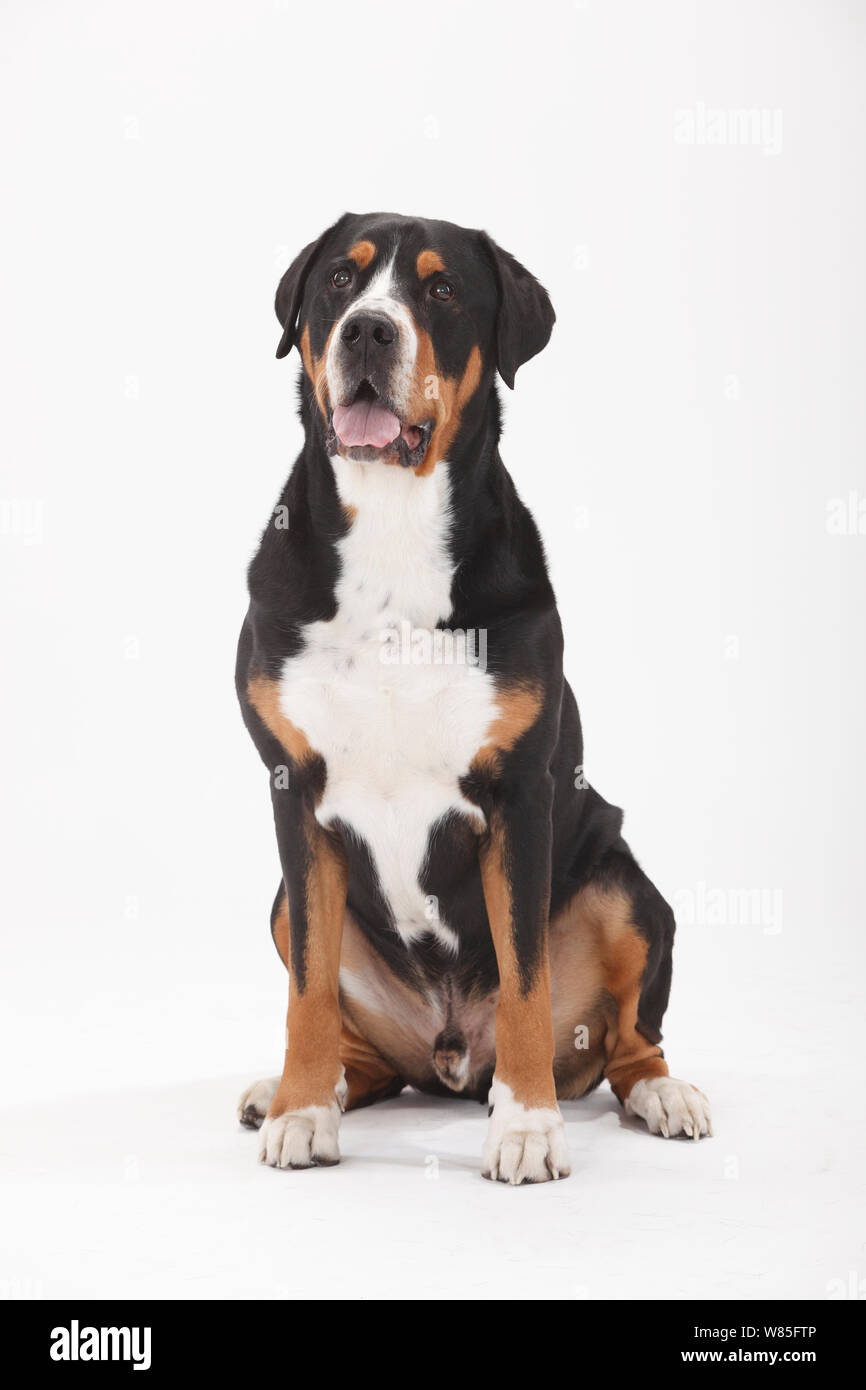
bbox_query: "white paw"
[237,1076,279,1129]
[625,1076,712,1140]
[481,1079,571,1185]
[258,1105,341,1168]
[258,1071,347,1170]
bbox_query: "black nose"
[340,312,397,350]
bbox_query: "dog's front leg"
[479,782,570,1185]
[258,795,348,1170]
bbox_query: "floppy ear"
[479,232,556,389]
[274,214,350,360]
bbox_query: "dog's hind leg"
[339,1023,405,1111]
[551,849,711,1138]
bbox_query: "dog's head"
[274,213,555,475]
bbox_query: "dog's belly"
[279,621,496,948]
[339,911,498,1096]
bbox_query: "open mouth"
[327,380,432,469]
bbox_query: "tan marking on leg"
[347,239,376,269]
[272,892,409,1105]
[472,682,542,776]
[416,248,445,279]
[340,1020,403,1109]
[246,673,314,765]
[479,815,556,1110]
[270,825,348,1114]
[549,899,610,1099]
[549,883,668,1105]
[607,1051,669,1101]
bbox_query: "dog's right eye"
[331,267,352,289]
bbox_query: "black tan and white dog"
[236,212,711,1184]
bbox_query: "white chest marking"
[278,459,496,951]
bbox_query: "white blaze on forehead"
[325,247,419,415]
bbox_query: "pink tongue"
[332,399,401,448]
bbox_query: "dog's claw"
[625,1076,712,1140]
[482,1081,571,1185]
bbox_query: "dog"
[235,212,711,1184]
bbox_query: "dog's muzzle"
[328,311,432,468]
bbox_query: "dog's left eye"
[430,279,455,302]
[331,267,352,289]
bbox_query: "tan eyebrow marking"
[347,240,376,269]
[416,249,446,278]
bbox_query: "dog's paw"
[258,1103,342,1169]
[625,1076,712,1140]
[258,1072,347,1170]
[481,1080,570,1185]
[237,1076,279,1129]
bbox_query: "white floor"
[1,925,861,1302]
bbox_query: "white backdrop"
[1,0,864,1301]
